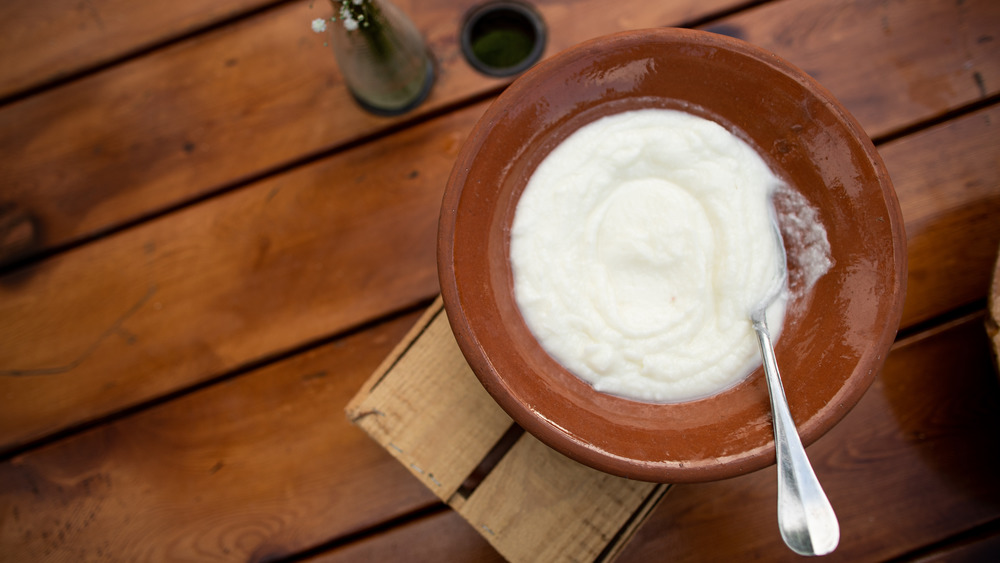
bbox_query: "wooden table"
[2,0,999,561]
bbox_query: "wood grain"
[459,434,662,563]
[2,0,996,267]
[705,0,1000,139]
[1,1,997,562]
[0,0,744,267]
[0,99,483,453]
[305,508,504,563]
[614,313,1000,562]
[0,311,441,562]
[345,298,667,562]
[0,0,280,100]
[3,74,997,456]
[883,105,1000,328]
[346,299,514,501]
[908,522,1000,562]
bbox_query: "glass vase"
[326,0,435,116]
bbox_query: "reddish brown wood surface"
[3,89,996,458]
[707,0,999,139]
[0,100,477,453]
[910,524,1000,563]
[2,0,998,459]
[616,314,1000,562]
[0,0,280,100]
[0,109,995,559]
[306,509,503,563]
[885,105,1000,328]
[0,311,439,561]
[1,0,999,561]
[0,0,744,268]
[2,0,996,268]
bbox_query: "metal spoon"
[751,210,840,556]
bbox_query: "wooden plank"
[908,522,1000,562]
[0,0,745,267]
[305,509,505,563]
[345,298,514,500]
[458,433,665,563]
[0,311,442,562]
[707,0,1000,138]
[4,0,996,269]
[884,105,1000,328]
[0,99,483,453]
[613,312,1000,562]
[0,0,279,100]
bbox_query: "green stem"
[330,0,394,62]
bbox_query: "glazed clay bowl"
[437,28,906,483]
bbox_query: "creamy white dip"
[510,108,809,403]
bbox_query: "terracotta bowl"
[437,28,907,483]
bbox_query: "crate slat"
[347,299,513,500]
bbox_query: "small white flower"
[311,18,327,33]
[343,17,359,31]
[352,0,364,5]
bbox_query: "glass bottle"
[325,0,435,116]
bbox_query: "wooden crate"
[346,297,669,562]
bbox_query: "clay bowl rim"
[438,27,907,483]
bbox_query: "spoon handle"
[753,319,840,557]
